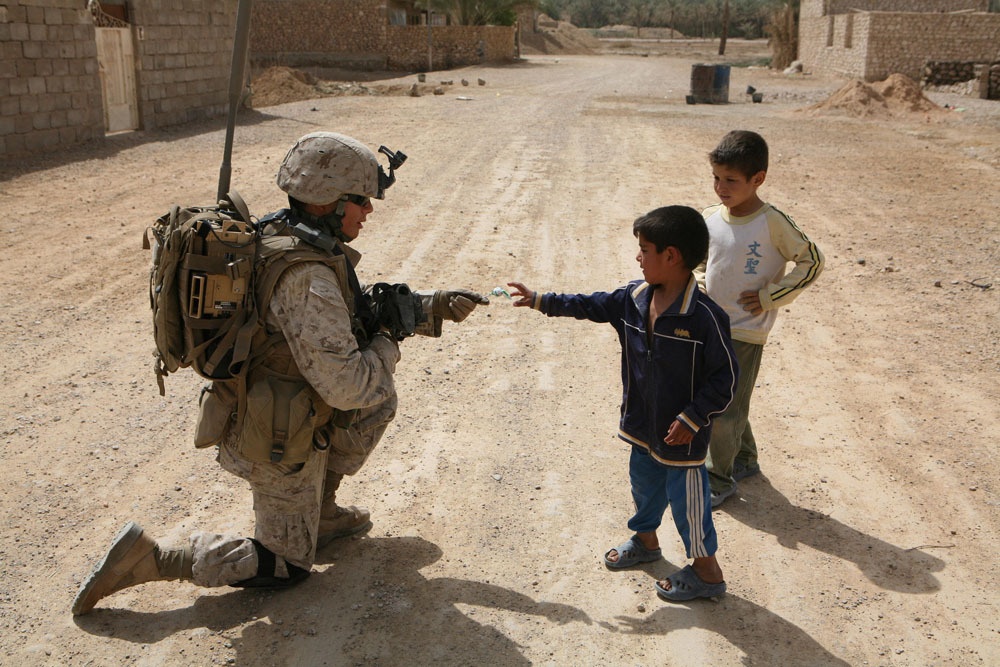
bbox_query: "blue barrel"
[711,64,730,104]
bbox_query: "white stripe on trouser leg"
[686,468,709,558]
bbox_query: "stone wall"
[129,0,237,130]
[924,61,1000,99]
[0,0,105,156]
[385,25,516,71]
[248,0,517,72]
[799,2,1000,83]
[249,0,388,70]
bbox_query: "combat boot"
[317,471,371,548]
[72,522,192,615]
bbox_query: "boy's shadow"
[723,477,944,593]
[614,591,851,667]
[75,536,591,665]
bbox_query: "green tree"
[624,0,657,35]
[536,0,791,37]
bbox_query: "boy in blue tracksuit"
[508,205,737,601]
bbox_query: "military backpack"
[144,192,259,395]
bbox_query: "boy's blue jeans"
[627,447,718,559]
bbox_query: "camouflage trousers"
[185,395,397,587]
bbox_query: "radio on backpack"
[144,192,259,394]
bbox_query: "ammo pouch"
[194,381,238,449]
[237,374,329,464]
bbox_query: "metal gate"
[91,3,138,133]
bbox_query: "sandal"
[603,535,662,570]
[655,565,726,601]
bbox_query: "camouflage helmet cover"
[276,132,381,205]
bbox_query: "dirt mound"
[874,73,940,113]
[520,15,600,55]
[249,66,320,107]
[249,66,397,107]
[807,73,940,117]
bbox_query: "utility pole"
[426,9,433,72]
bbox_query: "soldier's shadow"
[723,476,945,593]
[300,535,591,665]
[73,535,591,665]
[71,588,261,641]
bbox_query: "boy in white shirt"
[698,130,824,508]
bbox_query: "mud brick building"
[798,0,1000,98]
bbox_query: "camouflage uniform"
[189,250,400,585]
[72,132,484,615]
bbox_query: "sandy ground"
[1,40,998,667]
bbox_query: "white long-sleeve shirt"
[696,202,824,345]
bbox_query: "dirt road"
[1,41,998,666]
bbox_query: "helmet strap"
[288,197,352,244]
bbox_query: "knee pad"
[230,539,310,589]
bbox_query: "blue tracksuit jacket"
[536,276,738,466]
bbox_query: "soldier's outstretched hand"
[437,289,489,322]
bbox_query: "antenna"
[217,0,254,204]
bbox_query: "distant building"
[798,0,1000,90]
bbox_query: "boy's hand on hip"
[738,290,763,315]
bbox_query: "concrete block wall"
[864,12,1000,82]
[802,0,987,18]
[385,25,515,71]
[129,0,236,130]
[0,0,104,156]
[799,11,872,78]
[799,1,1000,83]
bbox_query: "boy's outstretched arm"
[508,282,539,308]
[508,281,623,324]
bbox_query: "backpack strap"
[227,234,346,436]
[222,190,252,224]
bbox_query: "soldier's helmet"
[276,132,382,206]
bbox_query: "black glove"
[369,283,427,340]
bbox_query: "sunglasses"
[344,194,371,208]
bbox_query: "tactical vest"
[194,232,365,464]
